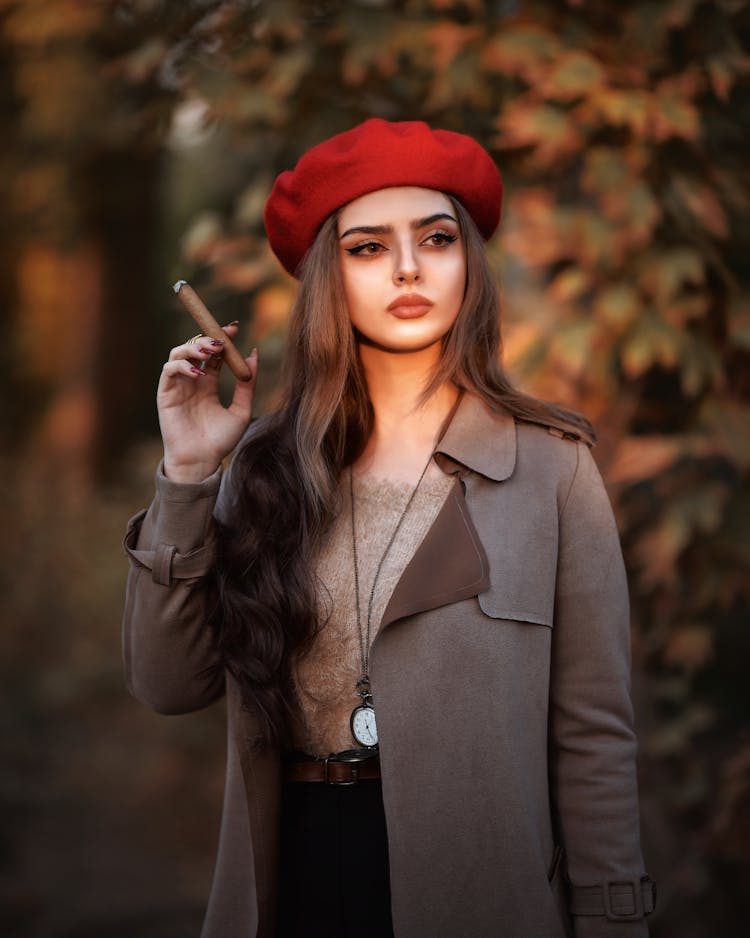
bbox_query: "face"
[337,187,466,355]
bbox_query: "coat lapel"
[379,394,517,631]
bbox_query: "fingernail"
[251,347,258,356]
[210,339,224,346]
[229,320,240,326]
[191,367,205,375]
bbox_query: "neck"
[356,343,459,481]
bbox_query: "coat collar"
[435,392,517,482]
[375,394,516,634]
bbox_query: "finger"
[168,337,226,363]
[228,348,258,417]
[161,359,208,382]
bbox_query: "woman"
[123,119,655,938]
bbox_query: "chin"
[361,338,444,355]
[355,329,449,356]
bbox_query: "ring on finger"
[188,334,204,344]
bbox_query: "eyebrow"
[339,213,458,239]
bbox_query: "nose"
[393,241,421,285]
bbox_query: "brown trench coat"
[123,393,652,938]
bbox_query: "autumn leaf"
[608,435,696,485]
[620,313,684,377]
[424,21,482,72]
[594,283,642,333]
[550,320,597,375]
[604,179,661,237]
[650,84,702,141]
[632,515,690,590]
[581,88,652,136]
[632,484,727,591]
[671,176,730,239]
[706,56,735,100]
[581,146,634,192]
[263,47,313,98]
[638,248,706,303]
[341,8,401,84]
[674,483,730,536]
[547,266,592,303]
[254,0,305,42]
[494,98,583,166]
[538,50,606,102]
[481,23,560,81]
[679,336,723,397]
[426,47,489,110]
[567,209,629,268]
[663,294,710,328]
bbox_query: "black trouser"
[276,778,394,938]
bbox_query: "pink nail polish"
[191,367,205,375]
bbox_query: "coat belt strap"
[123,509,216,584]
[570,877,656,921]
[127,543,215,584]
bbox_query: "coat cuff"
[123,461,223,585]
[155,460,223,501]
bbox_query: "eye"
[423,230,458,248]
[345,240,386,257]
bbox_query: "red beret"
[264,118,503,277]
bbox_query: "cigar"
[173,280,252,381]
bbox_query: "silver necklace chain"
[349,456,433,698]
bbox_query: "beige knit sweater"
[292,467,453,756]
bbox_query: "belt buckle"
[323,755,360,786]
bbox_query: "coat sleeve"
[550,442,653,937]
[122,462,226,714]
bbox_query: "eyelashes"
[346,241,383,256]
[425,232,458,247]
[344,230,458,256]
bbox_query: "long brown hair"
[214,197,593,748]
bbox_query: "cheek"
[342,264,380,315]
[444,258,467,309]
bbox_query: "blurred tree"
[0,0,193,492]
[158,2,750,932]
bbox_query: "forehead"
[337,186,455,231]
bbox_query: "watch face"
[351,705,378,747]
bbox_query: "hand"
[157,323,258,483]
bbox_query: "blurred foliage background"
[0,0,748,935]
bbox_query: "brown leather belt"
[283,750,381,786]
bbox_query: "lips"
[386,294,434,318]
